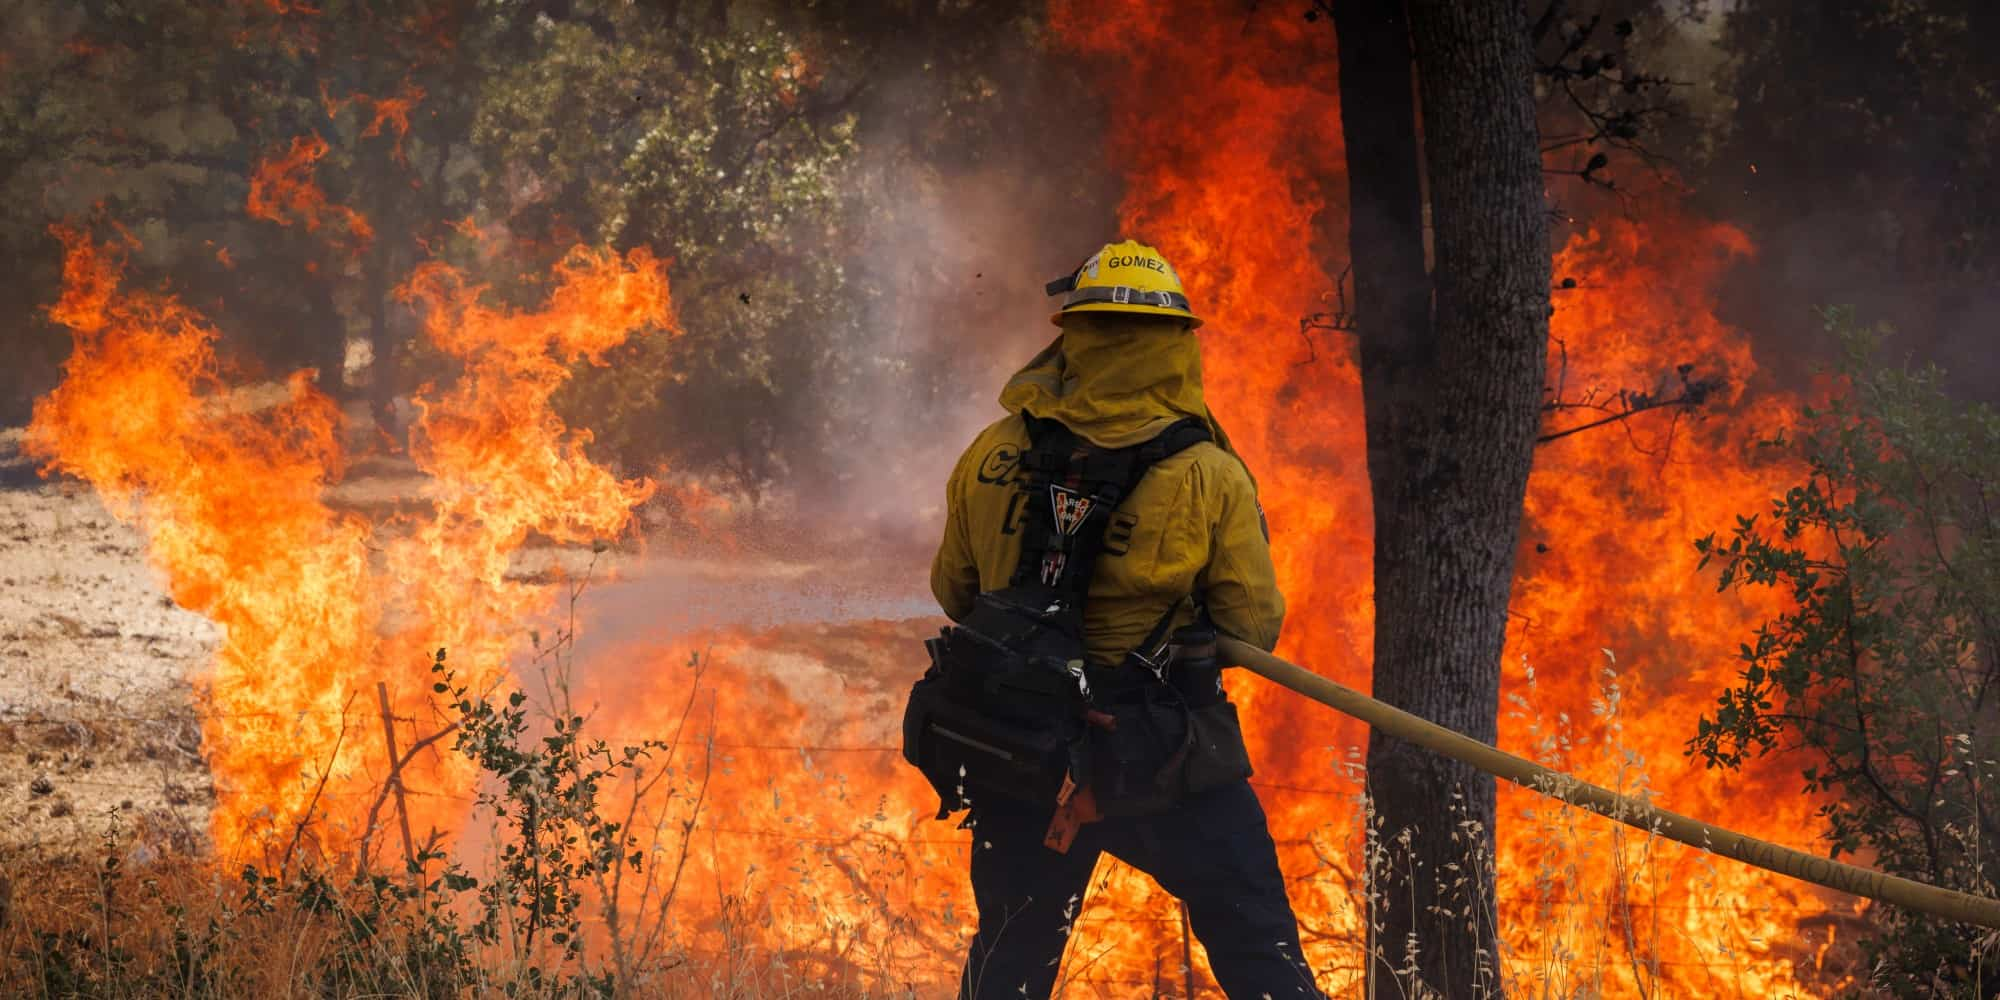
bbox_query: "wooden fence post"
[376,681,416,877]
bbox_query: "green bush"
[1693,309,2000,995]
[6,647,677,999]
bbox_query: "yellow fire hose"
[1217,637,2000,930]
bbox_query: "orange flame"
[27,226,377,854]
[565,619,966,984]
[1035,1,1848,993]
[386,249,666,709]
[25,227,674,858]
[246,134,374,246]
[358,83,423,163]
[230,0,322,54]
[322,81,425,163]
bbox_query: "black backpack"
[902,413,1213,818]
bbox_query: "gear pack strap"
[1126,595,1191,676]
[1007,414,1213,606]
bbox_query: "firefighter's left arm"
[929,440,981,622]
[1196,456,1286,651]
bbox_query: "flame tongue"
[26,227,675,858]
[386,247,669,737]
[1042,2,1844,993]
[247,133,373,245]
[28,227,379,852]
[22,5,1853,987]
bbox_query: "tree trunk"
[1334,0,1551,996]
[306,270,350,403]
[1334,0,1432,437]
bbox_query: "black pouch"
[1087,686,1192,818]
[1182,699,1253,792]
[1164,624,1253,793]
[901,587,1088,815]
[1084,692,1250,816]
[903,664,1077,814]
[1168,625,1226,709]
[1081,623,1254,816]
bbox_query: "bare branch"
[1297,261,1356,367]
[1538,360,1725,448]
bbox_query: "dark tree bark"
[1333,0,1551,996]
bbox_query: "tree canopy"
[0,0,1109,502]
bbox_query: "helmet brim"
[1050,301,1205,330]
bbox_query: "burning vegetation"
[25,227,672,856]
[4,1,2000,998]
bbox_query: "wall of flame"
[17,3,1870,994]
[26,227,672,858]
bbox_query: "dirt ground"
[0,429,217,853]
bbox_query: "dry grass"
[0,650,1876,999]
[0,846,915,998]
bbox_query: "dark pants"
[958,779,1323,999]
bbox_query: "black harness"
[1012,413,1211,599]
[902,413,1216,821]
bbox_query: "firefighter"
[929,240,1323,998]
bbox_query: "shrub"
[1692,310,2000,994]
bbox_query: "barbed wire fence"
[5,702,1860,913]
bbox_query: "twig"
[653,697,718,943]
[629,648,712,969]
[1538,365,1724,448]
[1296,262,1355,368]
[282,691,357,875]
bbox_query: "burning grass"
[6,55,1886,990]
[0,712,917,999]
[6,216,1872,995]
[22,226,674,856]
[0,631,1867,998]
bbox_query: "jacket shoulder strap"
[1006,415,1214,602]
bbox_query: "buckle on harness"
[1129,640,1173,684]
[1039,551,1068,586]
[1111,285,1132,304]
[1066,658,1092,702]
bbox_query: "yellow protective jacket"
[930,316,1285,666]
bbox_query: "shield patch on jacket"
[1050,486,1094,536]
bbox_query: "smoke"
[572,40,1126,646]
[822,163,1116,543]
[758,58,1123,561]
[1630,1,2000,399]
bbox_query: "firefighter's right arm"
[929,441,980,622]
[1196,458,1285,650]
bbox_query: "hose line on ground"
[1218,636,2000,930]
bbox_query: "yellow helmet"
[1045,239,1203,329]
